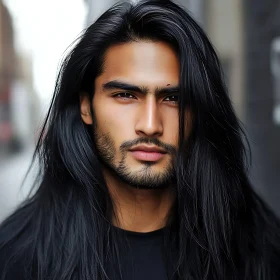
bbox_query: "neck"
[104,169,176,233]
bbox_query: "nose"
[135,96,163,137]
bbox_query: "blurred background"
[0,0,279,222]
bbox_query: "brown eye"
[114,92,136,99]
[164,95,179,104]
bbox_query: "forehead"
[97,41,179,87]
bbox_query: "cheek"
[162,111,179,145]
[93,101,134,144]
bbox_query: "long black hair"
[1,0,280,279]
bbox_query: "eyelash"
[164,95,179,103]
[113,92,136,99]
[113,92,179,103]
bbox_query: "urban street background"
[0,0,280,222]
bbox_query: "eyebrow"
[102,80,180,95]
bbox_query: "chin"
[118,169,175,190]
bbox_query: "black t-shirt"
[107,227,175,280]
[0,226,177,280]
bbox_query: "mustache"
[120,137,176,154]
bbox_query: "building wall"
[205,0,245,120]
[0,1,16,148]
[244,0,280,215]
[85,0,116,26]
[0,1,15,86]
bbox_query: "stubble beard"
[93,129,176,190]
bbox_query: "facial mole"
[166,84,170,86]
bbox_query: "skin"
[80,41,191,232]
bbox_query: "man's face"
[81,41,187,189]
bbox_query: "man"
[1,0,280,279]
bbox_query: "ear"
[79,92,93,125]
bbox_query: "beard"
[93,128,176,190]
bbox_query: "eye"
[163,95,179,104]
[113,92,137,100]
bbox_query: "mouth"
[129,145,167,162]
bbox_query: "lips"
[129,145,166,161]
